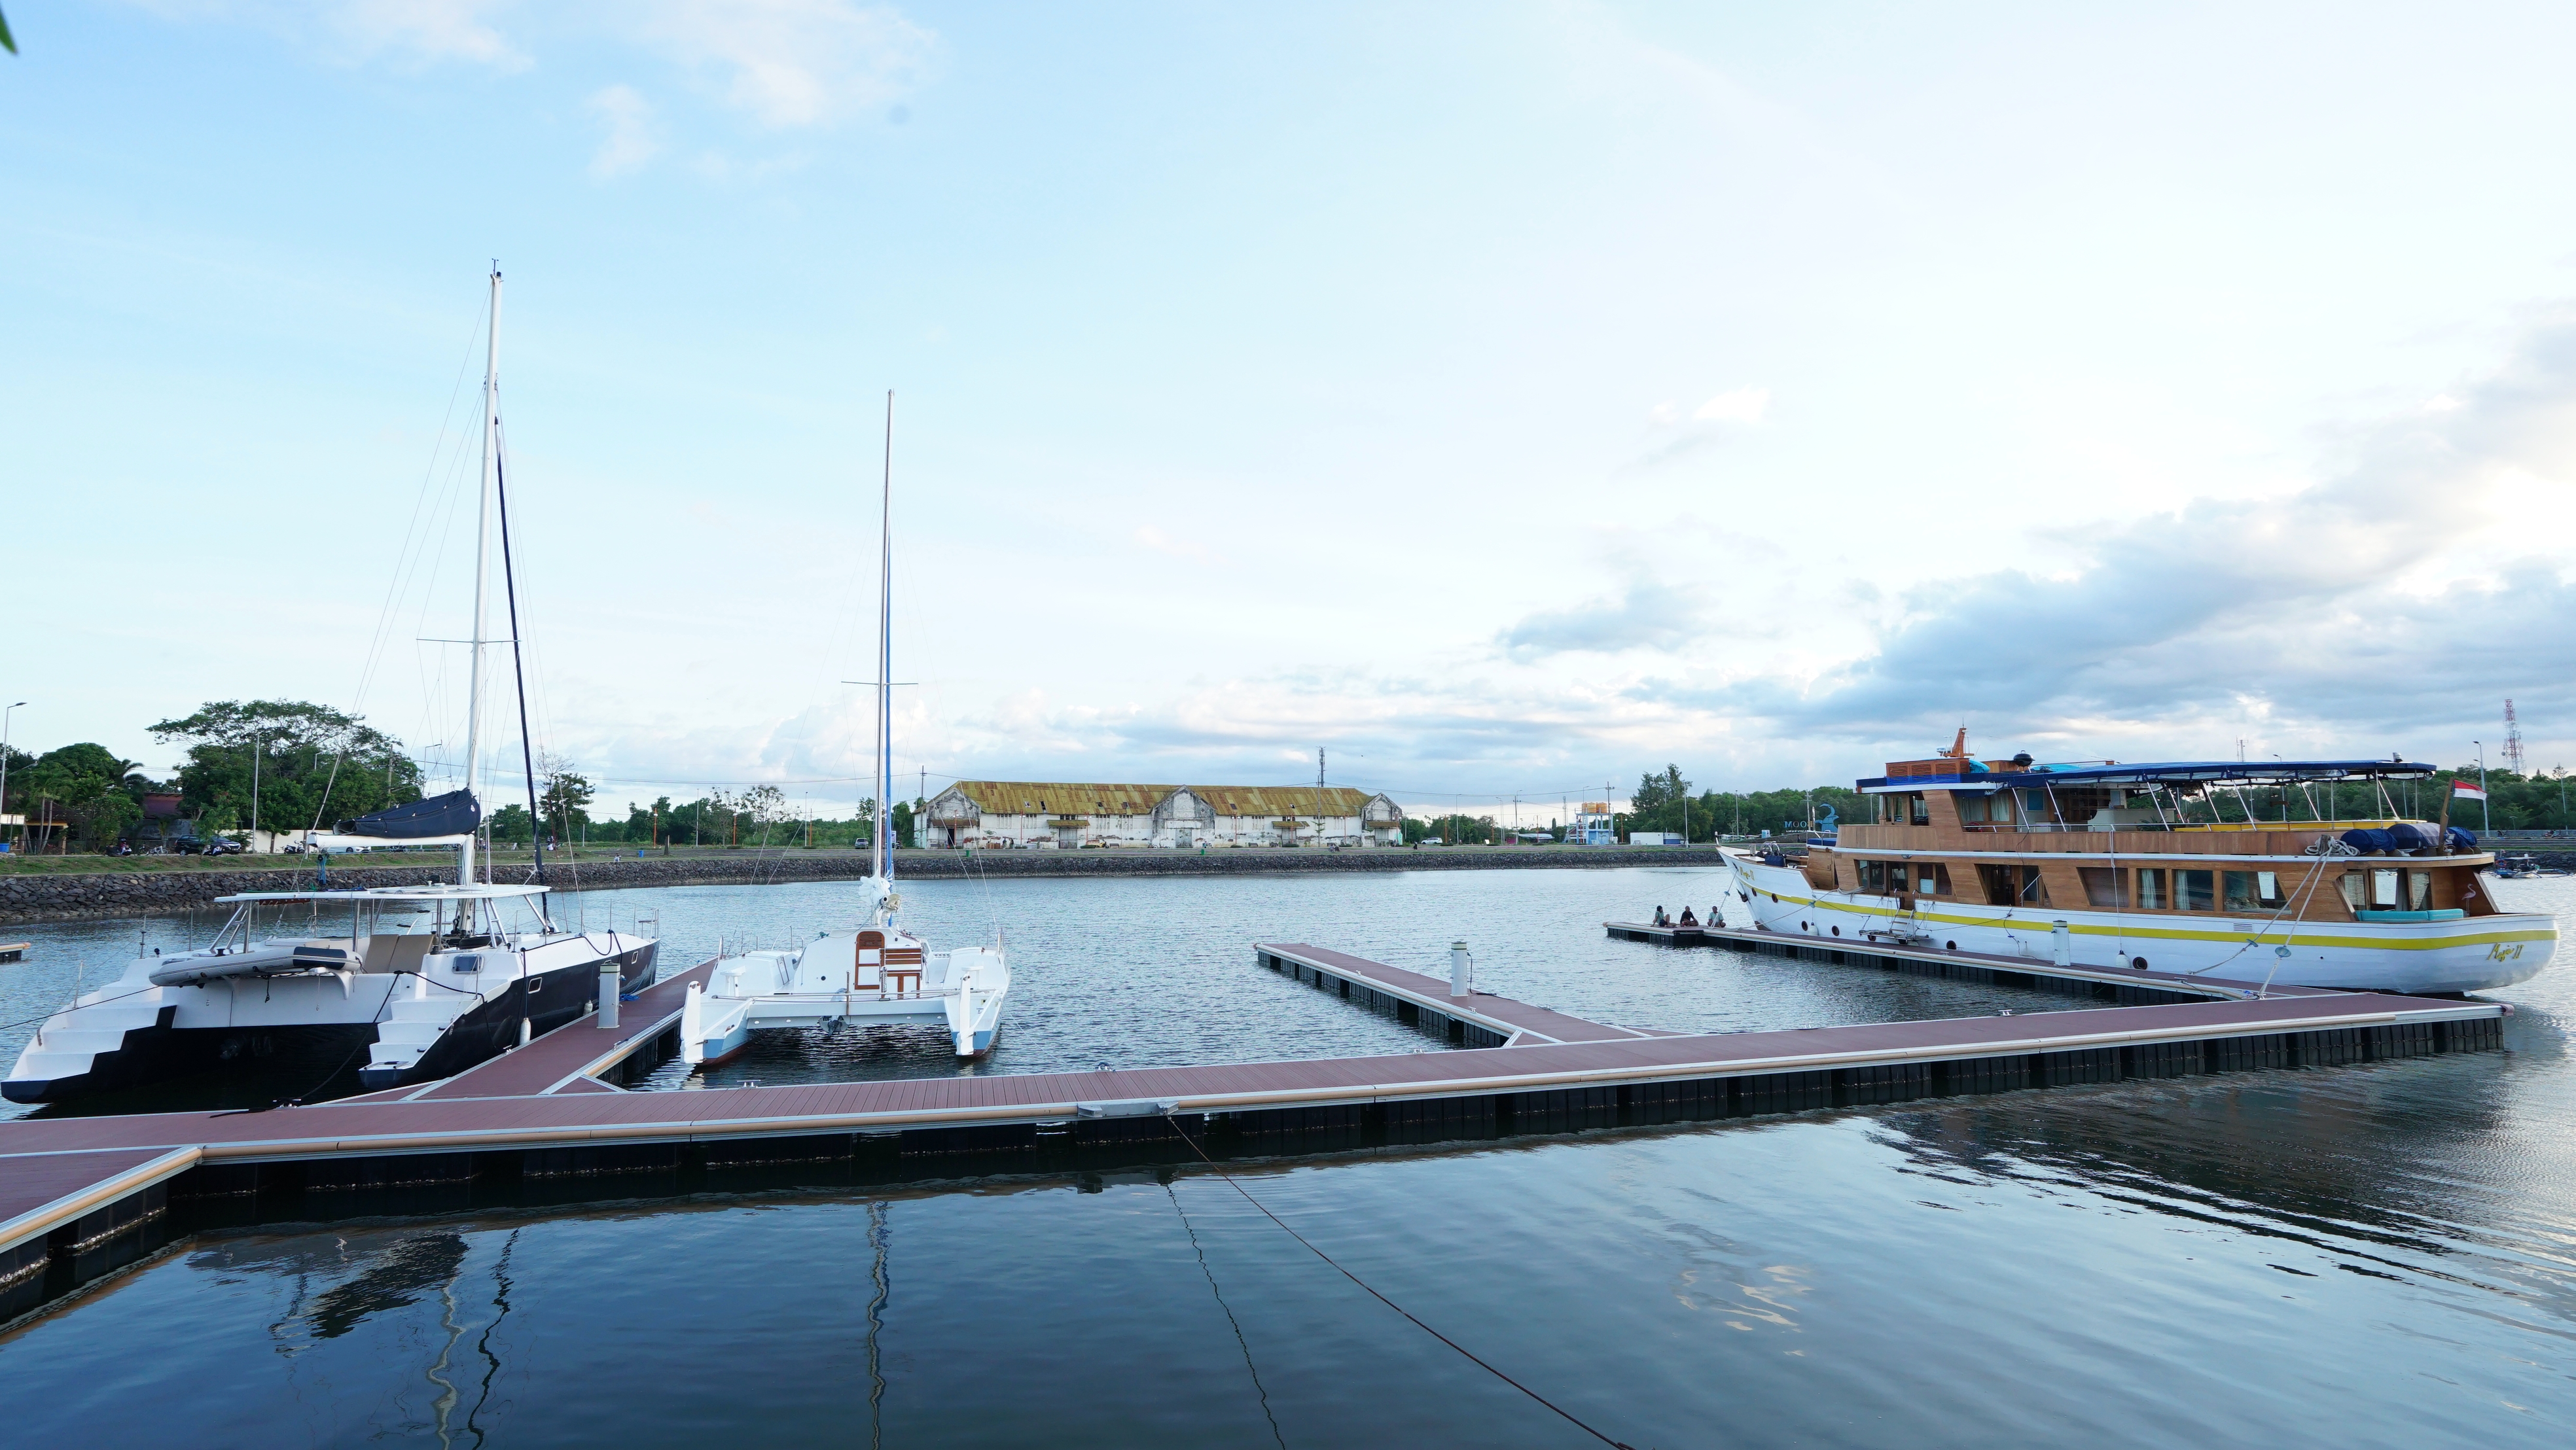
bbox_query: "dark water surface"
[3,867,2571,1445]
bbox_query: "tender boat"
[679,391,1010,1067]
[2491,853,2567,880]
[1726,734,2556,995]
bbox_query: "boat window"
[1958,795,1987,824]
[2136,869,2168,910]
[2257,871,2283,907]
[2338,873,2365,911]
[1977,864,2016,905]
[1859,860,1886,891]
[2019,789,2050,821]
[1916,864,1951,896]
[2371,869,2400,908]
[2177,870,2214,912]
[2019,866,2048,907]
[2408,872,2432,911]
[1910,796,1931,826]
[2078,867,2129,908]
[2223,871,2259,911]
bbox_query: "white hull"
[681,890,1009,1065]
[1727,853,2553,995]
[5,927,656,1102]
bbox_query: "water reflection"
[3,870,2573,1442]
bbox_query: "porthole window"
[2132,957,2150,971]
[1945,940,1957,951]
[1831,926,1841,936]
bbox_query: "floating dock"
[0,942,2508,1323]
[1604,918,2353,1005]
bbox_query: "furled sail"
[338,789,480,839]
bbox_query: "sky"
[8,1,2576,821]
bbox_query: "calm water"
[2,867,2571,1445]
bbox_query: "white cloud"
[587,84,662,177]
[313,0,528,69]
[1497,578,1707,662]
[1693,386,1770,424]
[1134,525,1220,564]
[1643,311,2576,754]
[637,0,937,128]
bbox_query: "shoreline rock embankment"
[0,845,1735,925]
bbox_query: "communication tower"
[2505,699,2526,777]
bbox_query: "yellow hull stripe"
[1743,887,2556,953]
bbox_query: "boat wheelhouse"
[1727,737,2555,995]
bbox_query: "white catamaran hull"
[3,928,656,1104]
[681,933,1007,1065]
[1728,853,2553,995]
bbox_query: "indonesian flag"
[2454,781,2488,802]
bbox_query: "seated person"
[1677,906,1698,927]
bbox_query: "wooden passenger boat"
[1728,737,2554,995]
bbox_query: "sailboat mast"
[875,390,894,883]
[462,265,501,889]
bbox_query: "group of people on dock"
[1651,906,1704,928]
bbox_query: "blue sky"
[9,2,2576,818]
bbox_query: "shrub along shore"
[0,844,1732,925]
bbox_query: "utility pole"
[1315,747,1327,847]
[0,701,23,853]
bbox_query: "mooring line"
[1166,1180,1289,1450]
[1162,1113,1636,1449]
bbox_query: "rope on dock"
[1162,1112,1637,1449]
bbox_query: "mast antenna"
[2505,699,2526,777]
[874,390,895,885]
[460,264,501,896]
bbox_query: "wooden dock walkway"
[0,943,2510,1324]
[1257,943,1672,1045]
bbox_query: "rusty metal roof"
[945,782,1378,817]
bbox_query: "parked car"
[200,838,245,856]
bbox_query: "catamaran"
[1726,733,2556,995]
[679,394,1009,1068]
[4,270,657,1105]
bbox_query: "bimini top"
[212,883,551,905]
[1856,758,2438,794]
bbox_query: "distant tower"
[2505,699,2527,777]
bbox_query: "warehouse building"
[922,781,1405,849]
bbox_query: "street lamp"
[0,701,24,854]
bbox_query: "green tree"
[537,759,595,843]
[9,743,150,851]
[490,804,535,844]
[152,699,421,837]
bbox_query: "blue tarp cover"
[340,789,480,839]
